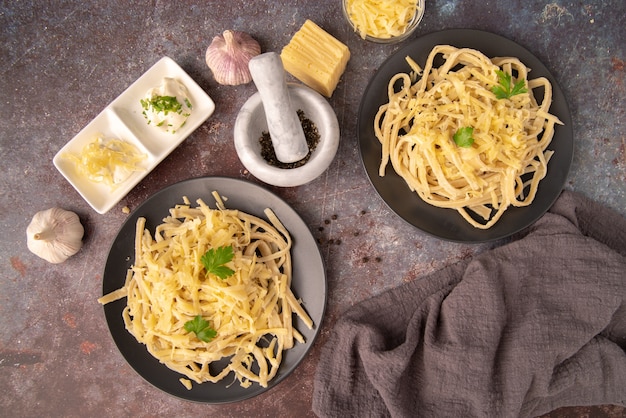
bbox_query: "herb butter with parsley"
[140,77,192,133]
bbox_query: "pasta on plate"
[375,45,563,229]
[99,192,312,389]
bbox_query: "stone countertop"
[1,1,624,417]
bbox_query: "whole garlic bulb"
[26,208,84,264]
[206,30,261,85]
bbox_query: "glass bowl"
[342,0,425,44]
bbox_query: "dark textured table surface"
[1,1,625,417]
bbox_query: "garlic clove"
[27,207,84,264]
[206,30,261,86]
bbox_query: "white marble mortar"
[234,83,340,187]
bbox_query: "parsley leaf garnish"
[453,126,475,148]
[491,70,528,99]
[184,315,217,342]
[201,245,235,279]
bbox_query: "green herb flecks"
[491,70,528,100]
[201,245,235,279]
[453,126,475,148]
[140,95,183,115]
[184,315,217,342]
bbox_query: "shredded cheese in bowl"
[62,134,146,189]
[343,0,424,43]
[98,192,313,389]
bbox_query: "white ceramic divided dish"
[53,56,215,214]
[234,83,339,187]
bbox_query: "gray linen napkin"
[312,191,626,417]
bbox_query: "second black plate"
[358,29,573,242]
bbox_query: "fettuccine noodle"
[98,192,313,389]
[375,45,563,229]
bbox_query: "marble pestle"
[248,52,309,163]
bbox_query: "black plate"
[358,29,573,242]
[102,177,327,403]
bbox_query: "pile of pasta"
[98,192,313,389]
[375,45,563,229]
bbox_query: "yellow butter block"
[280,19,350,98]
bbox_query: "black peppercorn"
[259,109,321,169]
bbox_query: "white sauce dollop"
[141,77,192,133]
